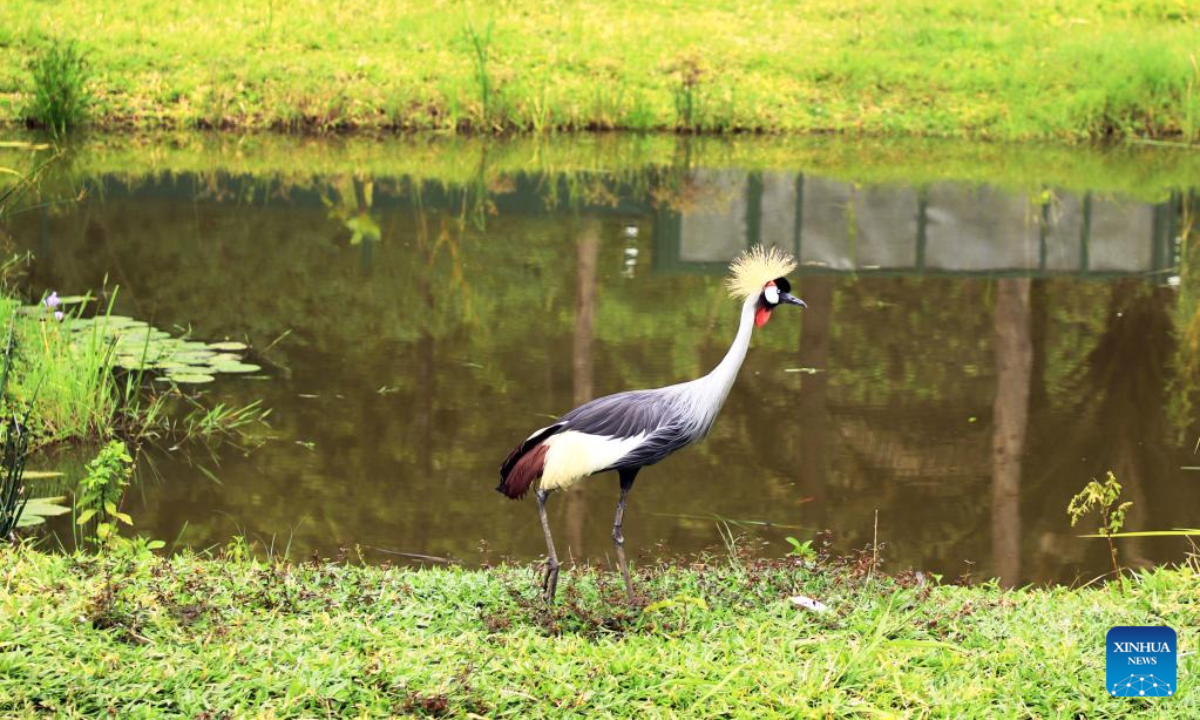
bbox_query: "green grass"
[0,545,1196,717]
[0,1,1197,140]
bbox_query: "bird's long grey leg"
[613,469,638,602]
[536,489,560,603]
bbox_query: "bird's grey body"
[497,247,805,603]
[555,307,750,471]
[562,389,696,472]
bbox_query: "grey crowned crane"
[497,246,806,603]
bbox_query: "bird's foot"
[541,560,560,604]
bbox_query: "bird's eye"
[763,286,780,305]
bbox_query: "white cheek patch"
[764,286,780,304]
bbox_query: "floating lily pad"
[174,350,217,364]
[159,372,216,384]
[152,360,192,371]
[211,362,262,374]
[116,358,154,371]
[92,316,147,329]
[16,496,71,528]
[115,329,169,342]
[36,301,261,385]
[117,347,167,361]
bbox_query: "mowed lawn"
[0,546,1197,717]
[0,0,1197,139]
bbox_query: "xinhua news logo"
[1107,626,1177,697]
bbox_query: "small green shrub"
[1068,471,1132,586]
[75,439,134,547]
[25,40,90,135]
[785,536,816,561]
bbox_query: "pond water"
[3,135,1198,587]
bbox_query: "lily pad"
[211,362,262,374]
[93,315,147,329]
[115,357,155,371]
[174,351,217,364]
[35,300,265,386]
[160,372,216,384]
[152,360,192,371]
[115,329,169,342]
[16,496,71,528]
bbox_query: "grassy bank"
[1,1,1198,140]
[0,546,1195,717]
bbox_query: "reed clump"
[24,40,90,135]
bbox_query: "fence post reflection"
[992,278,1032,587]
[796,277,835,528]
[561,219,601,560]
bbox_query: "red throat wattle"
[755,306,772,327]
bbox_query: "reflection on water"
[3,137,1198,586]
[991,278,1032,588]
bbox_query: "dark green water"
[3,135,1198,586]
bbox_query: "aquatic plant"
[0,290,266,447]
[43,290,63,321]
[22,294,262,385]
[24,39,90,135]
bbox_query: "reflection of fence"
[74,170,1186,280]
[654,171,1185,279]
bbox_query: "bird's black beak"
[780,292,807,308]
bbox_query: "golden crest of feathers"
[726,245,797,299]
